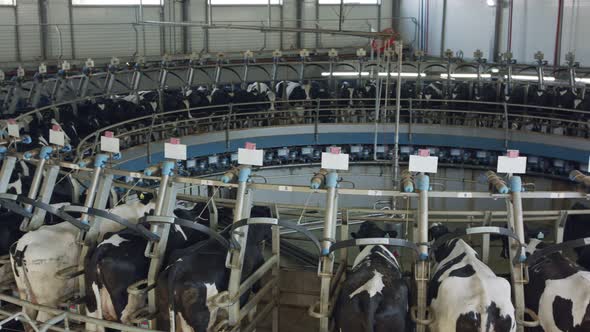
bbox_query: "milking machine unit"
[214,52,225,90]
[241,50,254,90]
[534,51,547,92]
[566,52,579,92]
[28,63,47,108]
[77,58,94,98]
[299,49,309,85]
[130,56,145,103]
[415,50,425,98]
[502,52,515,100]
[414,173,431,332]
[356,48,367,87]
[222,165,255,328]
[443,49,454,99]
[311,168,339,332]
[328,49,338,93]
[269,49,282,111]
[3,66,25,115]
[474,50,485,100]
[51,61,71,103]
[184,52,200,96]
[104,57,120,97]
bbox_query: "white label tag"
[164,143,187,160]
[101,136,120,153]
[278,186,293,192]
[49,129,65,146]
[550,193,566,198]
[457,192,473,198]
[321,152,349,170]
[356,238,390,246]
[466,226,501,235]
[584,238,590,245]
[497,156,527,174]
[7,123,19,138]
[368,190,383,196]
[409,155,438,173]
[238,148,263,166]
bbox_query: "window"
[210,0,282,5]
[0,0,15,5]
[319,0,381,4]
[72,0,161,6]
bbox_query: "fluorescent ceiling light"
[575,78,590,84]
[210,0,282,4]
[321,72,370,77]
[491,68,500,73]
[506,75,556,81]
[440,73,492,79]
[377,72,426,77]
[320,0,381,4]
[486,0,496,7]
[72,0,161,5]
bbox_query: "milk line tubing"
[0,151,587,331]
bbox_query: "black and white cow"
[521,236,590,332]
[155,206,272,332]
[429,224,516,332]
[563,202,590,270]
[84,202,213,328]
[334,221,410,332]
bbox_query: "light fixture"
[575,78,590,84]
[377,72,427,77]
[486,0,496,7]
[440,73,492,79]
[321,72,370,77]
[491,68,500,73]
[507,75,556,82]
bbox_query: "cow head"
[428,223,449,241]
[139,192,154,205]
[351,221,397,251]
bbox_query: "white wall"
[0,0,395,65]
[399,0,589,66]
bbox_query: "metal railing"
[72,97,590,160]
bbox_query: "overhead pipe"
[553,0,564,68]
[507,0,513,52]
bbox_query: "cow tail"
[365,300,377,332]
[84,246,102,313]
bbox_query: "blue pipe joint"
[94,154,109,168]
[21,135,32,144]
[112,153,122,161]
[162,161,175,176]
[238,167,251,183]
[403,183,414,193]
[419,252,429,261]
[40,146,53,160]
[326,172,338,189]
[0,146,7,154]
[510,176,523,193]
[321,248,330,256]
[60,144,72,153]
[416,174,430,192]
[221,174,232,184]
[310,181,321,190]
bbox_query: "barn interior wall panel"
[560,0,590,65]
[0,7,18,62]
[46,0,73,60]
[14,0,41,62]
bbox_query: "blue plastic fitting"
[403,183,414,193]
[238,167,252,183]
[510,176,523,193]
[416,173,430,192]
[310,181,321,190]
[326,172,338,188]
[419,253,429,261]
[61,144,72,153]
[112,153,122,161]
[40,146,53,160]
[321,248,330,256]
[94,154,109,168]
[21,135,32,144]
[162,161,175,176]
[221,174,232,184]
[0,146,7,154]
[78,160,89,168]
[23,151,33,160]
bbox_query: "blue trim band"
[238,167,251,183]
[510,176,522,193]
[94,154,109,168]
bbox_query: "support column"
[415,173,429,332]
[318,171,338,332]
[508,175,526,332]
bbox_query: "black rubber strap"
[174,217,229,250]
[13,197,91,231]
[230,217,322,255]
[0,197,34,218]
[329,238,420,255]
[432,226,524,265]
[527,237,590,266]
